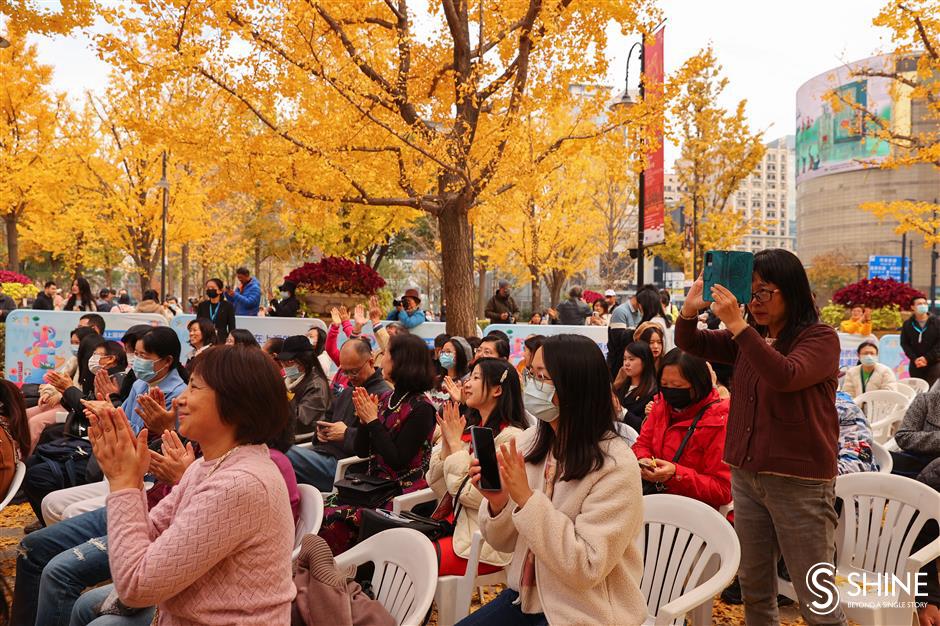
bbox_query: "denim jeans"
[286,446,339,493]
[456,589,547,626]
[11,506,109,626]
[70,584,155,626]
[731,468,847,625]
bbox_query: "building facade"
[795,54,937,295]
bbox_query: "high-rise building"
[665,135,797,254]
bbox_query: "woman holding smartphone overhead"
[676,248,846,626]
[428,358,528,577]
[459,334,645,626]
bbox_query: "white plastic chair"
[292,485,324,560]
[889,382,915,402]
[779,473,940,626]
[391,488,506,626]
[869,441,893,474]
[898,377,930,394]
[295,442,371,496]
[853,390,909,444]
[0,462,25,511]
[641,494,741,626]
[333,528,438,626]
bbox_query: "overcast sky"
[24,0,891,166]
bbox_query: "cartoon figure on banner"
[11,324,65,384]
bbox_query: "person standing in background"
[553,286,592,325]
[901,296,940,387]
[268,279,300,318]
[33,281,56,311]
[196,278,237,344]
[95,289,114,313]
[485,280,519,324]
[225,267,262,317]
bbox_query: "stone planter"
[300,291,368,317]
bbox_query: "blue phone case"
[703,251,754,304]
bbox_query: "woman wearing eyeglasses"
[460,335,646,625]
[676,248,845,626]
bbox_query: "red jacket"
[632,388,732,509]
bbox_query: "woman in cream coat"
[461,335,646,626]
[427,358,527,574]
[842,340,897,397]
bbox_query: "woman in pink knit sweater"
[72,345,296,625]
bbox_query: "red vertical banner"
[643,27,665,245]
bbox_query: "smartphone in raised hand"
[471,426,502,492]
[703,250,754,304]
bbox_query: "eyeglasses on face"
[750,288,780,304]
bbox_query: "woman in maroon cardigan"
[676,249,846,626]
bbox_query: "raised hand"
[330,307,342,327]
[338,305,350,323]
[443,376,463,404]
[149,430,196,485]
[135,394,177,433]
[87,407,149,492]
[352,386,379,424]
[437,401,466,456]
[353,304,368,330]
[368,296,382,324]
[94,369,119,399]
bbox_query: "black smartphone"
[471,426,502,492]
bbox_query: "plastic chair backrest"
[293,485,324,560]
[641,494,741,625]
[0,462,25,511]
[853,390,909,423]
[869,441,893,474]
[898,377,930,394]
[333,528,438,625]
[835,473,940,578]
[891,383,916,401]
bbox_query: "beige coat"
[427,425,523,567]
[842,362,896,398]
[478,426,647,625]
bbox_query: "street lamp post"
[932,202,938,312]
[156,151,170,300]
[611,41,644,287]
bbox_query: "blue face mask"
[133,357,165,383]
[439,353,456,370]
[284,365,301,380]
[69,345,79,357]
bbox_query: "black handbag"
[358,476,469,542]
[642,400,718,496]
[334,473,403,509]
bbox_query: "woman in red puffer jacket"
[632,348,731,509]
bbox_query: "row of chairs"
[854,377,928,445]
[298,472,940,626]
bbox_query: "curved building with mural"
[796,53,938,295]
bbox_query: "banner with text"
[642,26,666,246]
[485,324,609,365]
[170,315,328,363]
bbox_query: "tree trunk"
[181,243,190,304]
[438,200,477,336]
[530,275,542,314]
[476,265,487,320]
[104,267,113,288]
[254,239,262,278]
[4,214,19,273]
[547,270,566,307]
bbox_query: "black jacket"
[196,299,236,343]
[33,292,55,311]
[484,293,519,323]
[314,369,391,459]
[901,315,940,369]
[270,296,300,318]
[619,386,657,433]
[0,294,16,322]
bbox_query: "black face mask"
[661,387,694,410]
[206,289,218,299]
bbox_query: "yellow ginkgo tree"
[98,0,662,335]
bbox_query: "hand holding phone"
[471,426,501,492]
[703,250,754,304]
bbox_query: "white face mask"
[88,354,103,374]
[523,381,560,423]
[860,354,878,366]
[280,291,290,299]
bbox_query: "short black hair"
[263,336,284,356]
[102,340,128,371]
[122,324,153,349]
[207,278,224,291]
[44,281,56,289]
[388,334,437,393]
[190,345,290,445]
[748,249,820,349]
[857,340,879,355]
[434,333,452,350]
[187,318,218,346]
[236,267,250,276]
[657,348,713,404]
[485,329,510,344]
[80,313,106,334]
[228,329,260,348]
[142,289,159,301]
[99,289,110,299]
[479,336,510,359]
[523,334,544,355]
